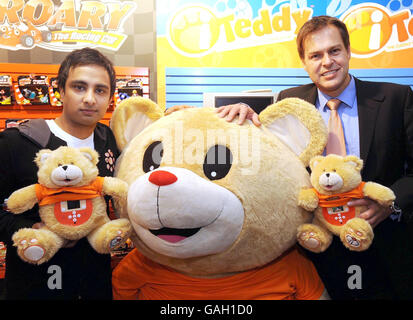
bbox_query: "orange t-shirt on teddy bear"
[112,247,325,300]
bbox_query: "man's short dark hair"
[57,47,116,96]
[296,15,350,60]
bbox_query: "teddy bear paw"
[297,223,332,253]
[109,231,126,250]
[345,230,363,248]
[18,239,45,263]
[106,220,132,251]
[342,228,372,251]
[89,219,132,253]
[298,231,324,253]
[340,218,373,251]
[12,228,63,265]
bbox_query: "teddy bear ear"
[35,149,53,166]
[344,155,363,171]
[110,97,165,152]
[259,98,328,167]
[78,147,99,165]
[309,155,325,171]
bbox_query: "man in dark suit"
[218,15,413,299]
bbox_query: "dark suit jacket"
[277,77,413,299]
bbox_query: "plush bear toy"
[6,146,132,265]
[108,96,331,300]
[297,154,395,253]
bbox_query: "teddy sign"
[158,0,413,63]
[0,0,136,51]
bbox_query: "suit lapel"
[355,78,384,162]
[301,85,318,105]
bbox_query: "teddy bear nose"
[326,173,330,177]
[148,170,178,186]
[62,165,68,171]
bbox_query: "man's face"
[301,25,351,97]
[59,64,112,129]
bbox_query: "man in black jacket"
[217,16,413,299]
[0,47,120,299]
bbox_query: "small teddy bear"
[6,146,132,265]
[297,154,395,253]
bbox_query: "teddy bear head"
[35,146,99,189]
[309,154,364,195]
[111,96,327,276]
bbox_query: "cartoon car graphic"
[0,20,52,48]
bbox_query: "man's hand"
[61,239,78,248]
[32,222,45,229]
[347,198,392,228]
[215,103,261,127]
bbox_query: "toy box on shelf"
[0,75,12,105]
[0,242,5,279]
[15,75,50,105]
[5,118,27,128]
[114,77,144,106]
[49,77,62,107]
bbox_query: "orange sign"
[0,0,136,51]
[342,3,413,58]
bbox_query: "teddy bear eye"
[143,141,163,173]
[203,145,232,180]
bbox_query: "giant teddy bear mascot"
[110,96,330,300]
